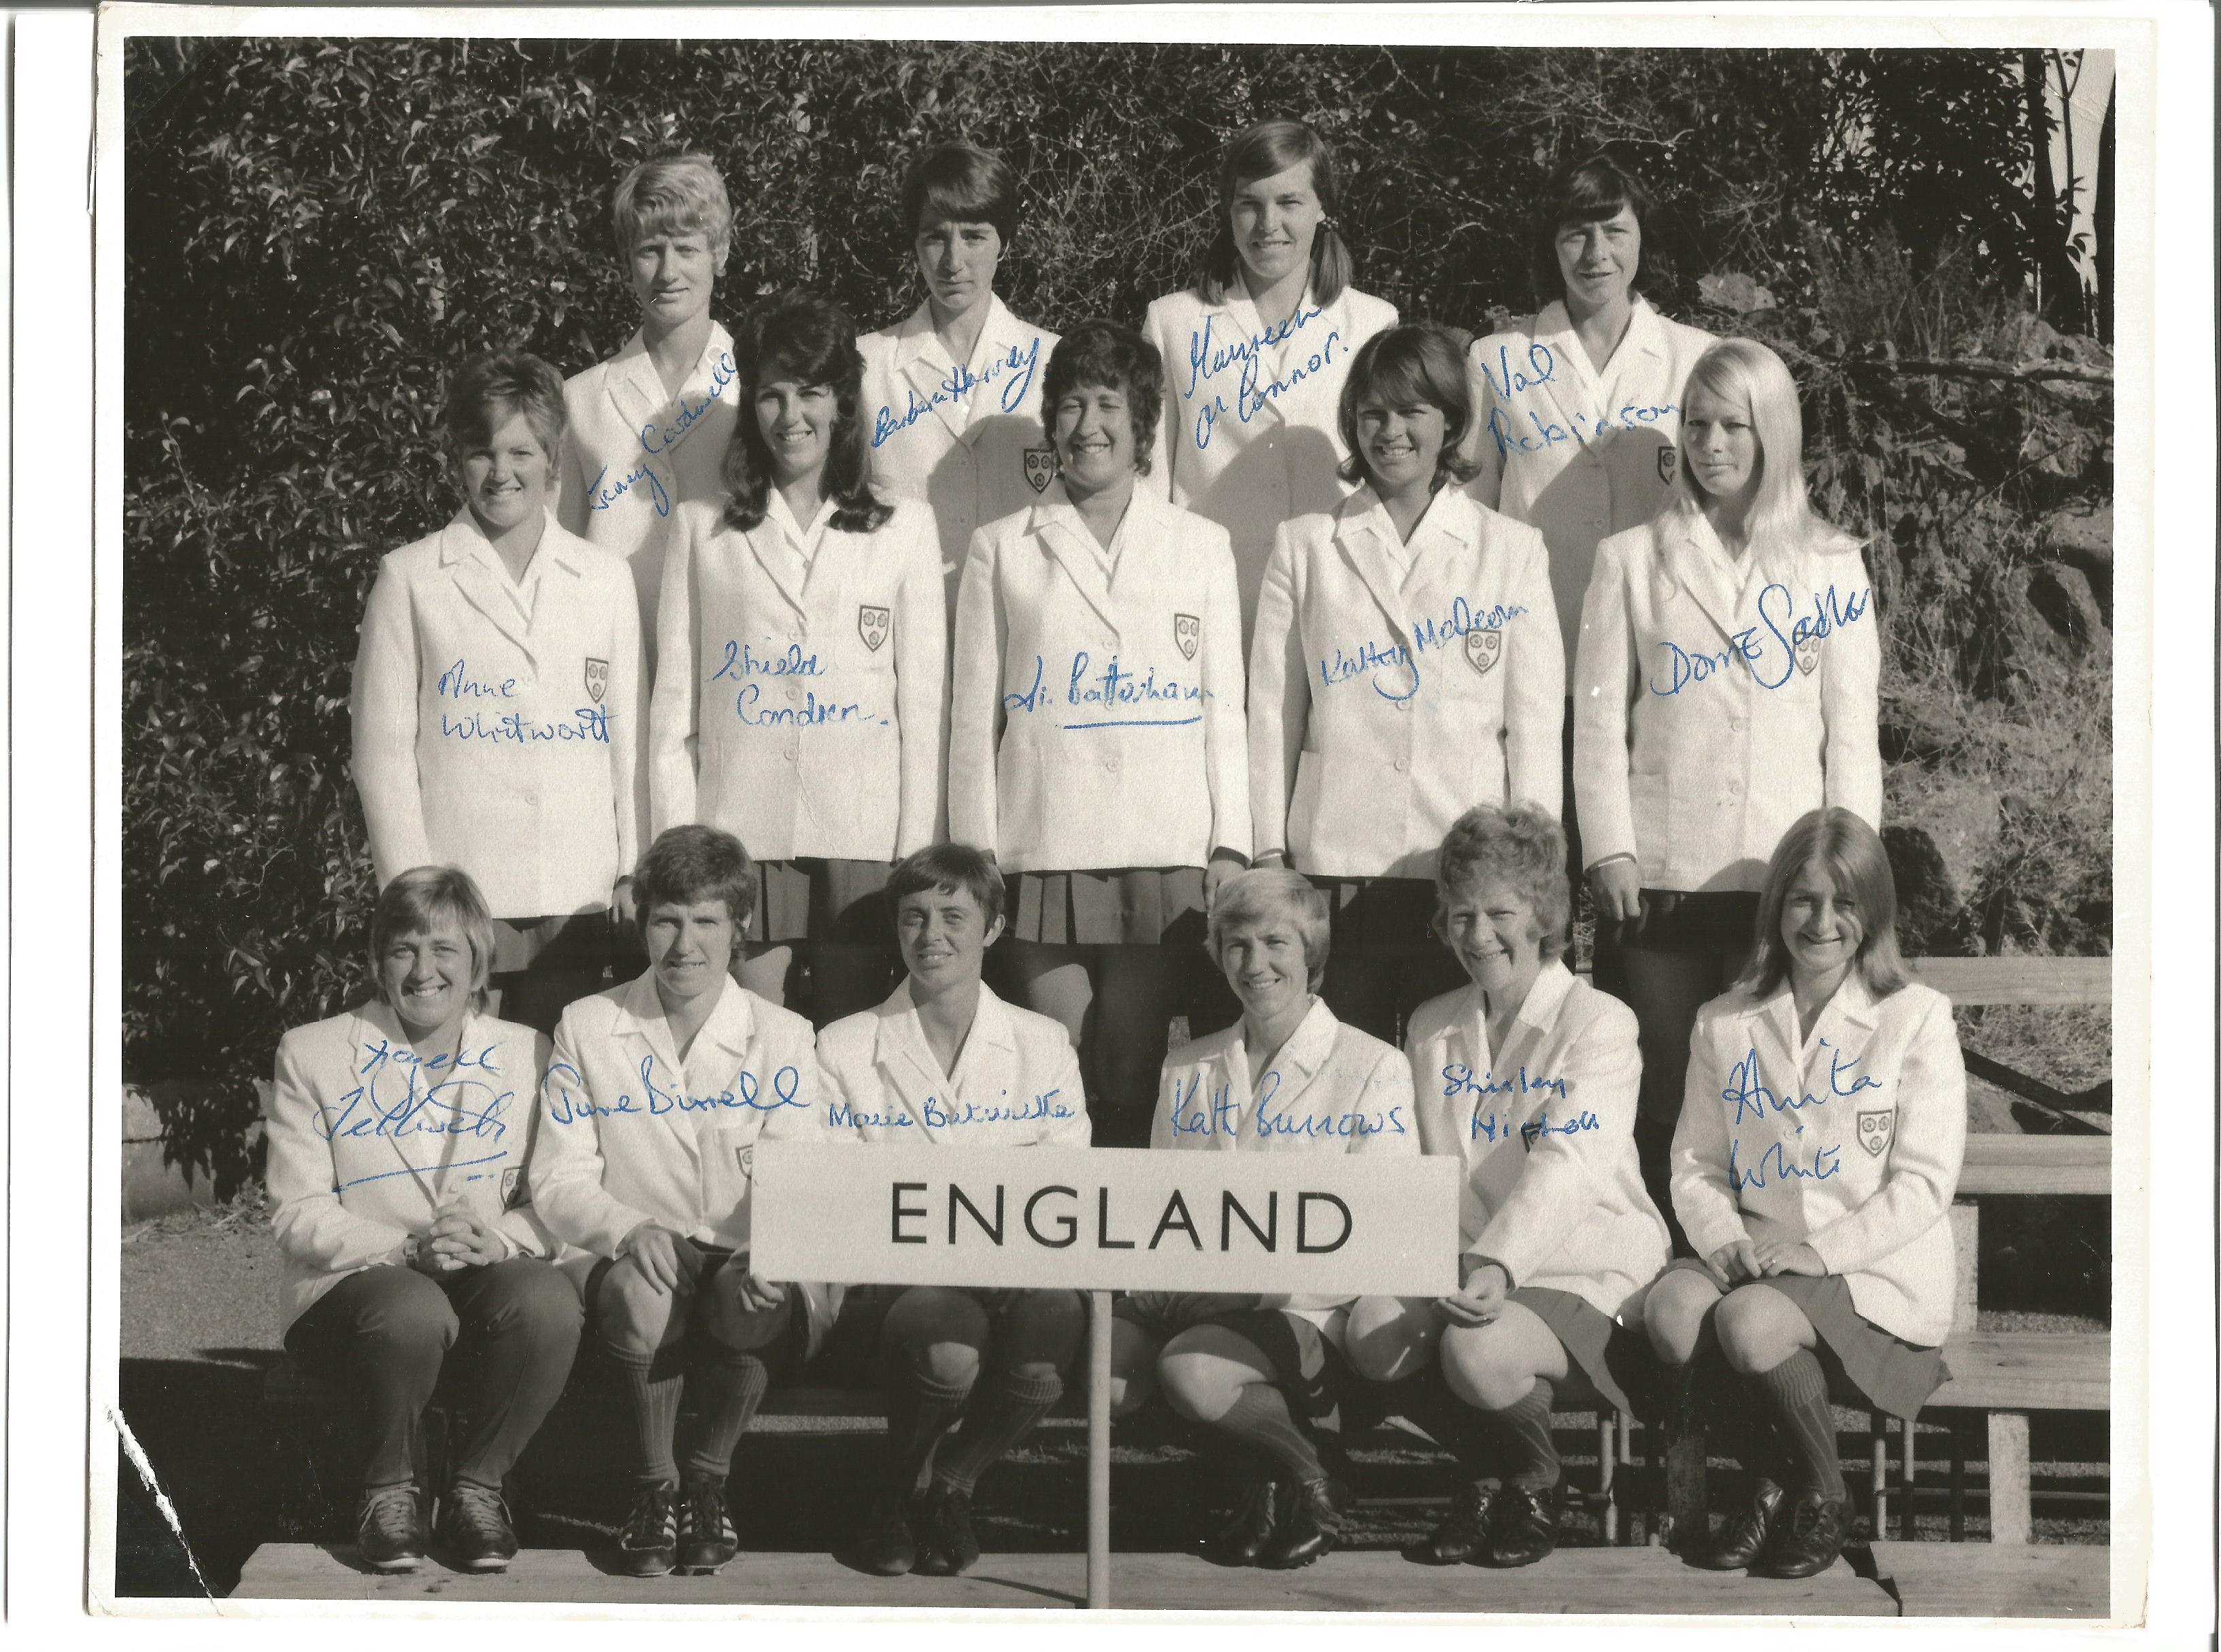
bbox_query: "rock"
[1697,272,1777,314]
[2039,502,2113,624]
[2022,562,2108,658]
[1881,823,1963,954]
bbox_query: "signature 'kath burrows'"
[871,335,1045,448]
[1163,1069,1407,1141]
[1316,596,1533,701]
[539,1058,807,1126]
[1649,584,1875,696]
[1183,305,1345,452]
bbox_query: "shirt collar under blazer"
[736,490,852,629]
[888,293,1041,445]
[605,968,760,1162]
[1331,483,1488,648]
[1022,477,1184,646]
[1530,294,1673,443]
[434,505,591,662]
[869,979,1022,1143]
[1446,958,1582,1077]
[601,320,739,465]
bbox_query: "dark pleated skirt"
[1007,866,1207,945]
[750,858,893,945]
[1512,1285,1643,1417]
[1312,875,1439,952]
[1614,890,1762,956]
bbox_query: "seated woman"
[531,825,828,1579]
[1141,868,1419,1570]
[814,842,1090,1579]
[1377,805,1667,1568]
[263,866,583,1574]
[1644,807,1966,1579]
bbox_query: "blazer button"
[1726,779,1743,795]
[782,747,797,763]
[1730,715,1747,732]
[1394,758,1409,773]
[1104,755,1120,772]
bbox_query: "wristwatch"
[401,1233,424,1267]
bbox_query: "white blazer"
[557,321,741,667]
[650,493,946,859]
[1464,298,1716,664]
[1405,964,1667,1319]
[350,507,646,919]
[1143,283,1398,639]
[1671,975,1967,1347]
[1572,510,1882,892]
[1250,485,1563,879]
[950,481,1250,871]
[814,981,1092,1147]
[531,972,825,1265]
[264,1003,557,1333]
[858,296,1062,603]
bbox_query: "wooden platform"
[1957,1134,2111,1196]
[1933,1331,2111,1411]
[236,1543,1901,1613]
[1871,1540,2111,1619]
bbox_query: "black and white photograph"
[81,2,2190,1629]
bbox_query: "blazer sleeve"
[1502,520,1565,816]
[1571,532,1640,870]
[1246,525,1307,862]
[530,1013,656,1260]
[349,558,433,885]
[1819,547,1884,830]
[1198,522,1252,860]
[1807,994,1967,1277]
[892,509,950,856]
[606,557,648,881]
[1463,340,1508,510]
[947,526,1005,852]
[1469,1000,1640,1285]
[265,1030,413,1274]
[647,509,701,837]
[492,1030,563,1257]
[1669,1011,1752,1258]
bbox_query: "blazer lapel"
[1595,298,1669,419]
[742,514,811,623]
[1663,513,1744,650]
[603,332,664,455]
[613,975,700,1162]
[1211,290,1284,435]
[1808,973,1882,1092]
[948,985,1024,1125]
[1331,489,1417,646]
[437,511,533,658]
[1531,303,1606,452]
[1030,484,1122,644]
[874,983,954,1141]
[892,305,968,445]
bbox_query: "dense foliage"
[124,39,2111,1183]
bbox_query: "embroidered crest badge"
[737,1145,755,1178]
[1173,613,1201,661]
[858,605,891,653]
[1656,445,1677,484]
[1794,635,1822,677]
[1464,628,1503,676]
[1856,1109,1894,1158]
[584,657,609,704]
[1023,447,1057,495]
[500,1167,529,1209]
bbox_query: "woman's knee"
[697,1270,793,1355]
[1437,1324,1533,1411]
[1343,1296,1437,1384]
[882,1287,990,1389]
[1714,1284,1809,1375]
[1644,1269,1721,1367]
[596,1258,689,1360]
[1156,1326,1269,1425]
[358,1266,462,1359]
[1000,1289,1084,1376]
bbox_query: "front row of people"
[266,803,1965,1586]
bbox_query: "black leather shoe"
[1409,1479,1499,1565]
[617,1480,679,1578]
[356,1483,425,1572]
[437,1481,516,1572]
[1478,1482,1561,1568]
[1692,1476,1786,1570]
[912,1484,981,1577]
[1200,1477,1280,1566]
[1756,1488,1852,1579]
[1259,1477,1341,1570]
[675,1475,739,1574]
[853,1489,918,1577]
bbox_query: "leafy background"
[124,39,2114,1188]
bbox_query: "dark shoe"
[1478,1482,1561,1568]
[1260,1477,1342,1570]
[1691,1476,1786,1570]
[438,1480,516,1572]
[1410,1479,1499,1565]
[912,1484,981,1577]
[1756,1488,1852,1579]
[852,1489,918,1577]
[675,1475,739,1574]
[1199,1476,1281,1566]
[356,1483,425,1572]
[618,1480,679,1577]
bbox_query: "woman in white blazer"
[1646,809,1964,1579]
[810,844,1090,1579]
[950,320,1250,1143]
[858,142,1062,609]
[556,154,741,669]
[1137,869,1418,1571]
[531,826,831,1579]
[1573,338,1882,1221]
[264,867,581,1574]
[1251,322,1563,1044]
[1356,806,1667,1569]
[1143,118,1399,641]
[352,349,645,1036]
[651,291,947,1025]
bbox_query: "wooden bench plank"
[1932,1333,2109,1412]
[1906,957,2110,1007]
[1871,1539,2109,1618]
[1958,1134,2111,1196]
[233,1543,1897,1613]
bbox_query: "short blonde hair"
[612,152,732,270]
[1206,868,1331,992]
[370,866,497,1011]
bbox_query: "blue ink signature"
[871,335,1045,448]
[1001,652,1209,731]
[1465,1107,1603,1147]
[541,1058,805,1126]
[733,684,874,727]
[827,1101,913,1130]
[922,1090,1075,1128]
[339,1149,509,1192]
[1648,584,1873,696]
[440,707,610,745]
[640,351,737,458]
[1729,1135,1841,1190]
[317,1045,512,1146]
[436,659,516,701]
[1184,305,1344,451]
[1317,597,1532,701]
[588,458,673,520]
[1252,1068,1406,1141]
[1722,1042,1881,1134]
[712,640,823,680]
[1442,1063,1569,1107]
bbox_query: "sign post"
[752,1144,1462,1608]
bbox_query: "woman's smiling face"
[1218,911,1313,1025]
[1439,876,1546,1002]
[1229,160,1324,291]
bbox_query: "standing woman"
[1250,322,1562,1043]
[949,320,1249,1144]
[1143,118,1398,641]
[557,154,742,669]
[352,349,645,1036]
[858,141,1062,609]
[1646,809,1965,1579]
[650,291,946,1023]
[1572,337,1881,1220]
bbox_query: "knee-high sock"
[1478,1378,1560,1491]
[933,1368,1064,1497]
[1212,1382,1326,1484]
[1749,1349,1846,1500]
[607,1345,684,1487]
[885,1371,972,1496]
[1390,1370,1501,1485]
[680,1349,771,1483]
